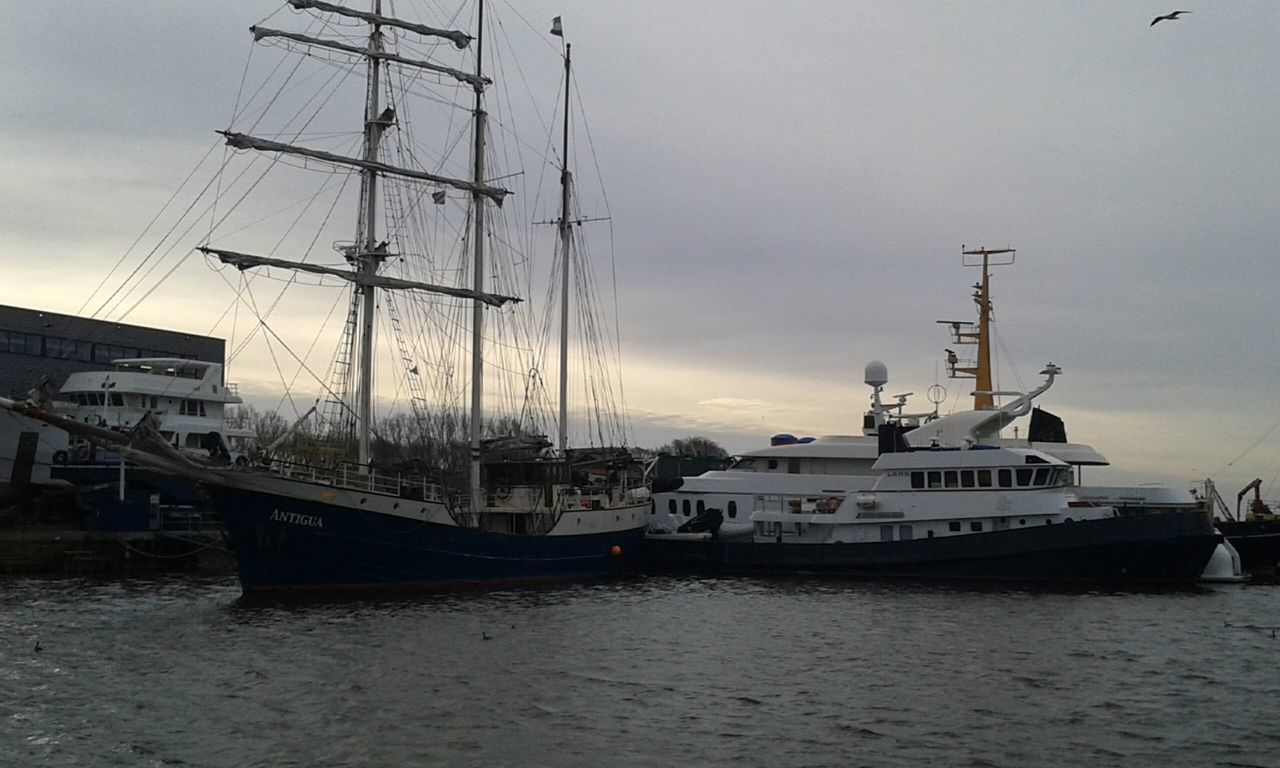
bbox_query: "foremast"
[203,1,516,488]
[468,0,489,511]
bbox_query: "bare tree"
[656,436,728,458]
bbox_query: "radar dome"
[864,361,888,388]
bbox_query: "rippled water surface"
[2,574,1277,767]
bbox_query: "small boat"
[1210,479,1280,575]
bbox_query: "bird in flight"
[1151,11,1191,26]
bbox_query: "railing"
[261,457,446,502]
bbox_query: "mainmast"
[469,0,488,510]
[557,43,573,456]
[353,1,387,467]
[940,246,1016,411]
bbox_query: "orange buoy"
[610,545,622,556]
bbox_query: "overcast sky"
[2,2,1278,499]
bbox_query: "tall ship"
[3,1,648,590]
[644,248,1223,584]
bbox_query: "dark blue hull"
[644,511,1219,585]
[209,484,647,593]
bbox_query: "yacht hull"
[644,510,1219,585]
[209,482,648,592]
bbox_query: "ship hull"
[644,510,1219,585]
[208,482,648,593]
[1216,519,1280,575]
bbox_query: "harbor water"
[3,574,1277,767]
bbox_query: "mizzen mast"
[556,42,573,456]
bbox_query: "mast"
[940,246,1016,411]
[469,0,488,510]
[354,2,386,466]
[557,43,572,455]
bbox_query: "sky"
[1,2,1278,501]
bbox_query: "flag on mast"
[550,16,563,37]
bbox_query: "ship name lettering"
[269,508,324,528]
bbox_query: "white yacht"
[645,365,1221,584]
[54,358,255,465]
[647,246,1238,581]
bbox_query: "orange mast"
[939,246,1016,411]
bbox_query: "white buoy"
[1200,538,1248,583]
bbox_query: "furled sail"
[198,248,521,307]
[218,132,510,205]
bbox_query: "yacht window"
[948,521,961,532]
[696,500,705,515]
[76,394,87,405]
[667,499,676,515]
[1033,468,1050,486]
[944,471,959,488]
[898,525,913,541]
[977,469,992,488]
[150,396,158,409]
[682,499,691,517]
[927,530,935,538]
[109,393,123,407]
[96,393,106,406]
[728,501,738,519]
[911,472,925,489]
[184,433,202,449]
[1054,469,1071,487]
[787,459,800,474]
[649,501,655,516]
[767,459,778,470]
[960,470,975,488]
[927,471,942,489]
[880,525,893,542]
[1016,468,1033,486]
[970,521,983,532]
[998,469,1012,488]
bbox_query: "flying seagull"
[1151,11,1191,26]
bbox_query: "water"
[2,574,1277,767]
